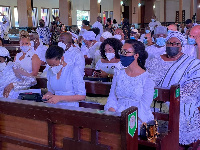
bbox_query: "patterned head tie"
[165,31,186,45]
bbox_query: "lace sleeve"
[180,80,200,104]
[13,66,36,90]
[104,71,119,111]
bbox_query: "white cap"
[83,31,96,41]
[101,31,113,39]
[0,46,10,57]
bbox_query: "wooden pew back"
[0,98,138,150]
[139,84,180,150]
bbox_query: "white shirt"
[35,44,48,62]
[95,59,123,74]
[15,49,35,74]
[64,45,85,76]
[47,65,86,107]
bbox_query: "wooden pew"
[0,98,138,150]
[80,84,180,150]
[4,44,20,60]
[138,84,180,150]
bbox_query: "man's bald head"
[30,33,40,49]
[168,24,177,31]
[190,25,200,39]
[59,32,72,50]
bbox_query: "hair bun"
[20,30,30,39]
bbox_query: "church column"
[113,0,121,24]
[144,0,155,23]
[17,0,33,27]
[179,0,183,23]
[197,0,200,22]
[90,0,98,25]
[190,0,194,19]
[59,0,69,25]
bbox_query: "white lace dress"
[146,55,200,145]
[0,62,36,99]
[104,69,155,133]
[95,59,123,74]
[47,65,86,107]
[15,49,35,74]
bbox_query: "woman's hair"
[125,39,148,70]
[88,28,100,36]
[45,45,64,60]
[82,20,90,26]
[99,38,123,59]
[19,30,30,40]
[113,19,117,24]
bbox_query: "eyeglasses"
[166,42,181,47]
[118,50,134,56]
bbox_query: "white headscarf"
[83,31,96,41]
[165,31,187,45]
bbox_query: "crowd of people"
[0,13,200,148]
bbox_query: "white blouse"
[105,69,155,132]
[95,59,123,74]
[47,65,86,107]
[15,49,35,73]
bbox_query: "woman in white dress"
[42,45,86,106]
[0,47,36,99]
[14,30,41,76]
[105,39,155,132]
[95,38,123,78]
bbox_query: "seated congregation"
[0,17,200,149]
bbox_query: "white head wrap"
[101,31,113,39]
[0,46,10,57]
[165,31,187,45]
[83,31,96,41]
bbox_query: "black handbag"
[18,93,43,102]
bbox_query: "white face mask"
[58,42,66,50]
[51,60,63,74]
[151,19,155,22]
[105,53,115,61]
[113,34,122,40]
[0,62,6,72]
[20,45,31,53]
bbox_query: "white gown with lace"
[104,69,155,133]
[0,62,36,99]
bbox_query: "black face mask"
[166,47,180,57]
[39,22,44,27]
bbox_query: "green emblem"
[153,89,158,99]
[128,110,137,137]
[176,88,180,98]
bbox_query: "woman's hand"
[45,95,61,104]
[99,70,108,78]
[3,83,14,98]
[108,107,116,112]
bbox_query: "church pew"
[4,44,21,60]
[79,84,180,150]
[0,98,138,150]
